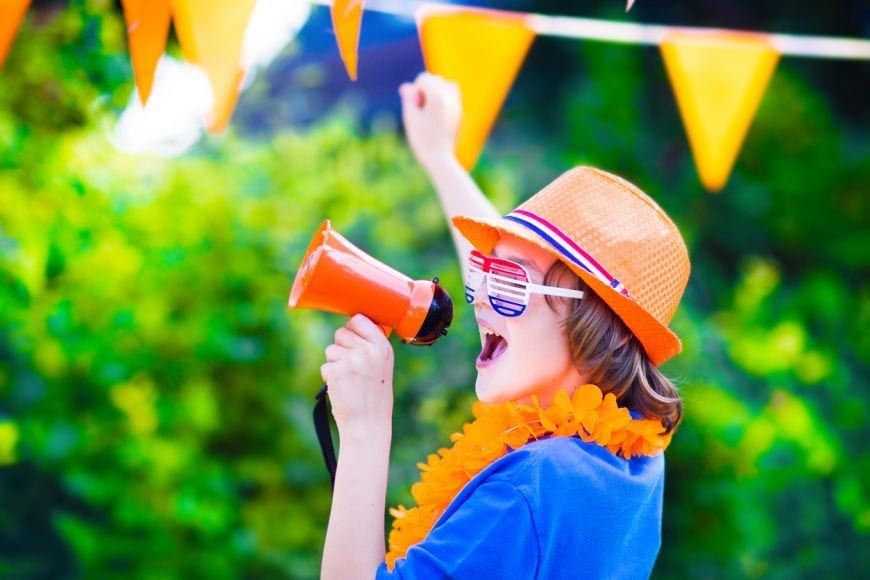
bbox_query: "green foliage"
[0,111,486,577]
[1,2,868,579]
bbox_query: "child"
[319,73,690,579]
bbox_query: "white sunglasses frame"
[465,251,585,317]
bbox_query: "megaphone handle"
[313,384,338,488]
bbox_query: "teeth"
[483,328,502,338]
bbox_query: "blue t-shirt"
[377,436,664,579]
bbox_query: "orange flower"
[385,384,671,569]
[615,419,670,458]
[572,384,604,436]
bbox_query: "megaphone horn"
[288,220,453,345]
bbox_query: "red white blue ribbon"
[504,209,633,299]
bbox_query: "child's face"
[470,234,586,405]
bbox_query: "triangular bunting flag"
[418,8,535,169]
[661,31,779,192]
[121,0,172,106]
[0,0,31,69]
[170,0,258,133]
[331,0,365,81]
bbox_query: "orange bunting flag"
[0,0,31,69]
[661,31,779,192]
[418,8,535,169]
[331,0,365,81]
[170,0,258,133]
[121,0,172,106]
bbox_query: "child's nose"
[470,276,489,308]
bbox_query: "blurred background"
[0,0,867,578]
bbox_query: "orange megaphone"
[288,220,453,345]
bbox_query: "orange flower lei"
[385,384,673,569]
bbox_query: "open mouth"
[477,328,508,368]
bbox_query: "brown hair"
[545,262,682,433]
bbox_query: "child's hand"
[399,72,462,174]
[321,314,395,438]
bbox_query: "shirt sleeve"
[376,480,540,579]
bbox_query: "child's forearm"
[320,426,392,579]
[422,154,501,267]
[400,73,501,266]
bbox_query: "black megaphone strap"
[313,384,337,488]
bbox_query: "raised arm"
[399,73,501,268]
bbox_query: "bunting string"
[312,0,870,60]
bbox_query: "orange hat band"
[504,209,634,300]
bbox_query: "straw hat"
[452,166,690,366]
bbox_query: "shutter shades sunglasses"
[465,250,585,317]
